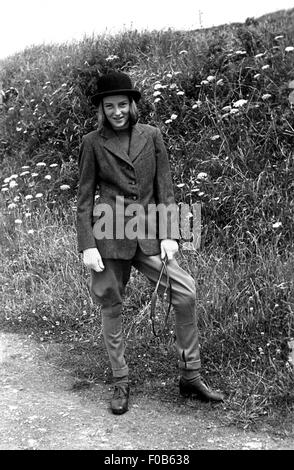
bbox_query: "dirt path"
[0,331,293,450]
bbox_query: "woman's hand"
[160,239,178,261]
[83,247,105,272]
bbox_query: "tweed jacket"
[76,122,177,259]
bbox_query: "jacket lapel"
[101,126,133,166]
[100,124,147,165]
[129,124,147,163]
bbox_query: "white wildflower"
[35,193,43,198]
[169,83,178,90]
[197,172,208,180]
[262,94,272,100]
[13,196,20,202]
[179,50,188,55]
[9,180,18,188]
[4,177,11,183]
[230,109,239,114]
[153,91,162,97]
[235,50,246,55]
[166,73,173,78]
[31,173,39,177]
[21,165,30,169]
[216,79,224,85]
[222,106,231,112]
[165,119,172,124]
[8,203,17,209]
[154,83,163,90]
[60,184,70,191]
[255,52,266,58]
[254,73,261,79]
[210,135,220,141]
[170,114,178,120]
[27,229,35,234]
[25,212,32,218]
[25,194,33,200]
[233,99,248,108]
[206,75,215,82]
[14,219,22,224]
[272,221,282,228]
[261,65,270,70]
[49,163,58,168]
[285,46,294,52]
[36,162,46,167]
[176,183,185,188]
[20,171,30,176]
[201,80,209,85]
[274,35,284,40]
[105,55,119,61]
[192,101,202,109]
[11,174,18,179]
[176,91,185,96]
[1,187,9,192]
[44,175,52,180]
[154,98,161,103]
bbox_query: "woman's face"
[103,94,130,130]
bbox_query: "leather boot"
[111,382,130,415]
[179,377,224,403]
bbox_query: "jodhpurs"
[90,247,201,378]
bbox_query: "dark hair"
[97,95,139,131]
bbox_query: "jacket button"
[133,195,137,200]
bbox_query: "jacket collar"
[100,123,147,166]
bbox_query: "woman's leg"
[133,248,201,373]
[90,258,132,379]
[133,247,224,402]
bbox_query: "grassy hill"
[0,8,294,431]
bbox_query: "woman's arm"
[76,136,99,253]
[153,128,179,259]
[153,127,176,208]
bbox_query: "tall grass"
[0,8,294,430]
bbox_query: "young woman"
[77,71,224,414]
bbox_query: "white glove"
[160,239,178,261]
[83,247,105,272]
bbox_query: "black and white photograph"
[0,0,293,455]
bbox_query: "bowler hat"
[91,71,141,106]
